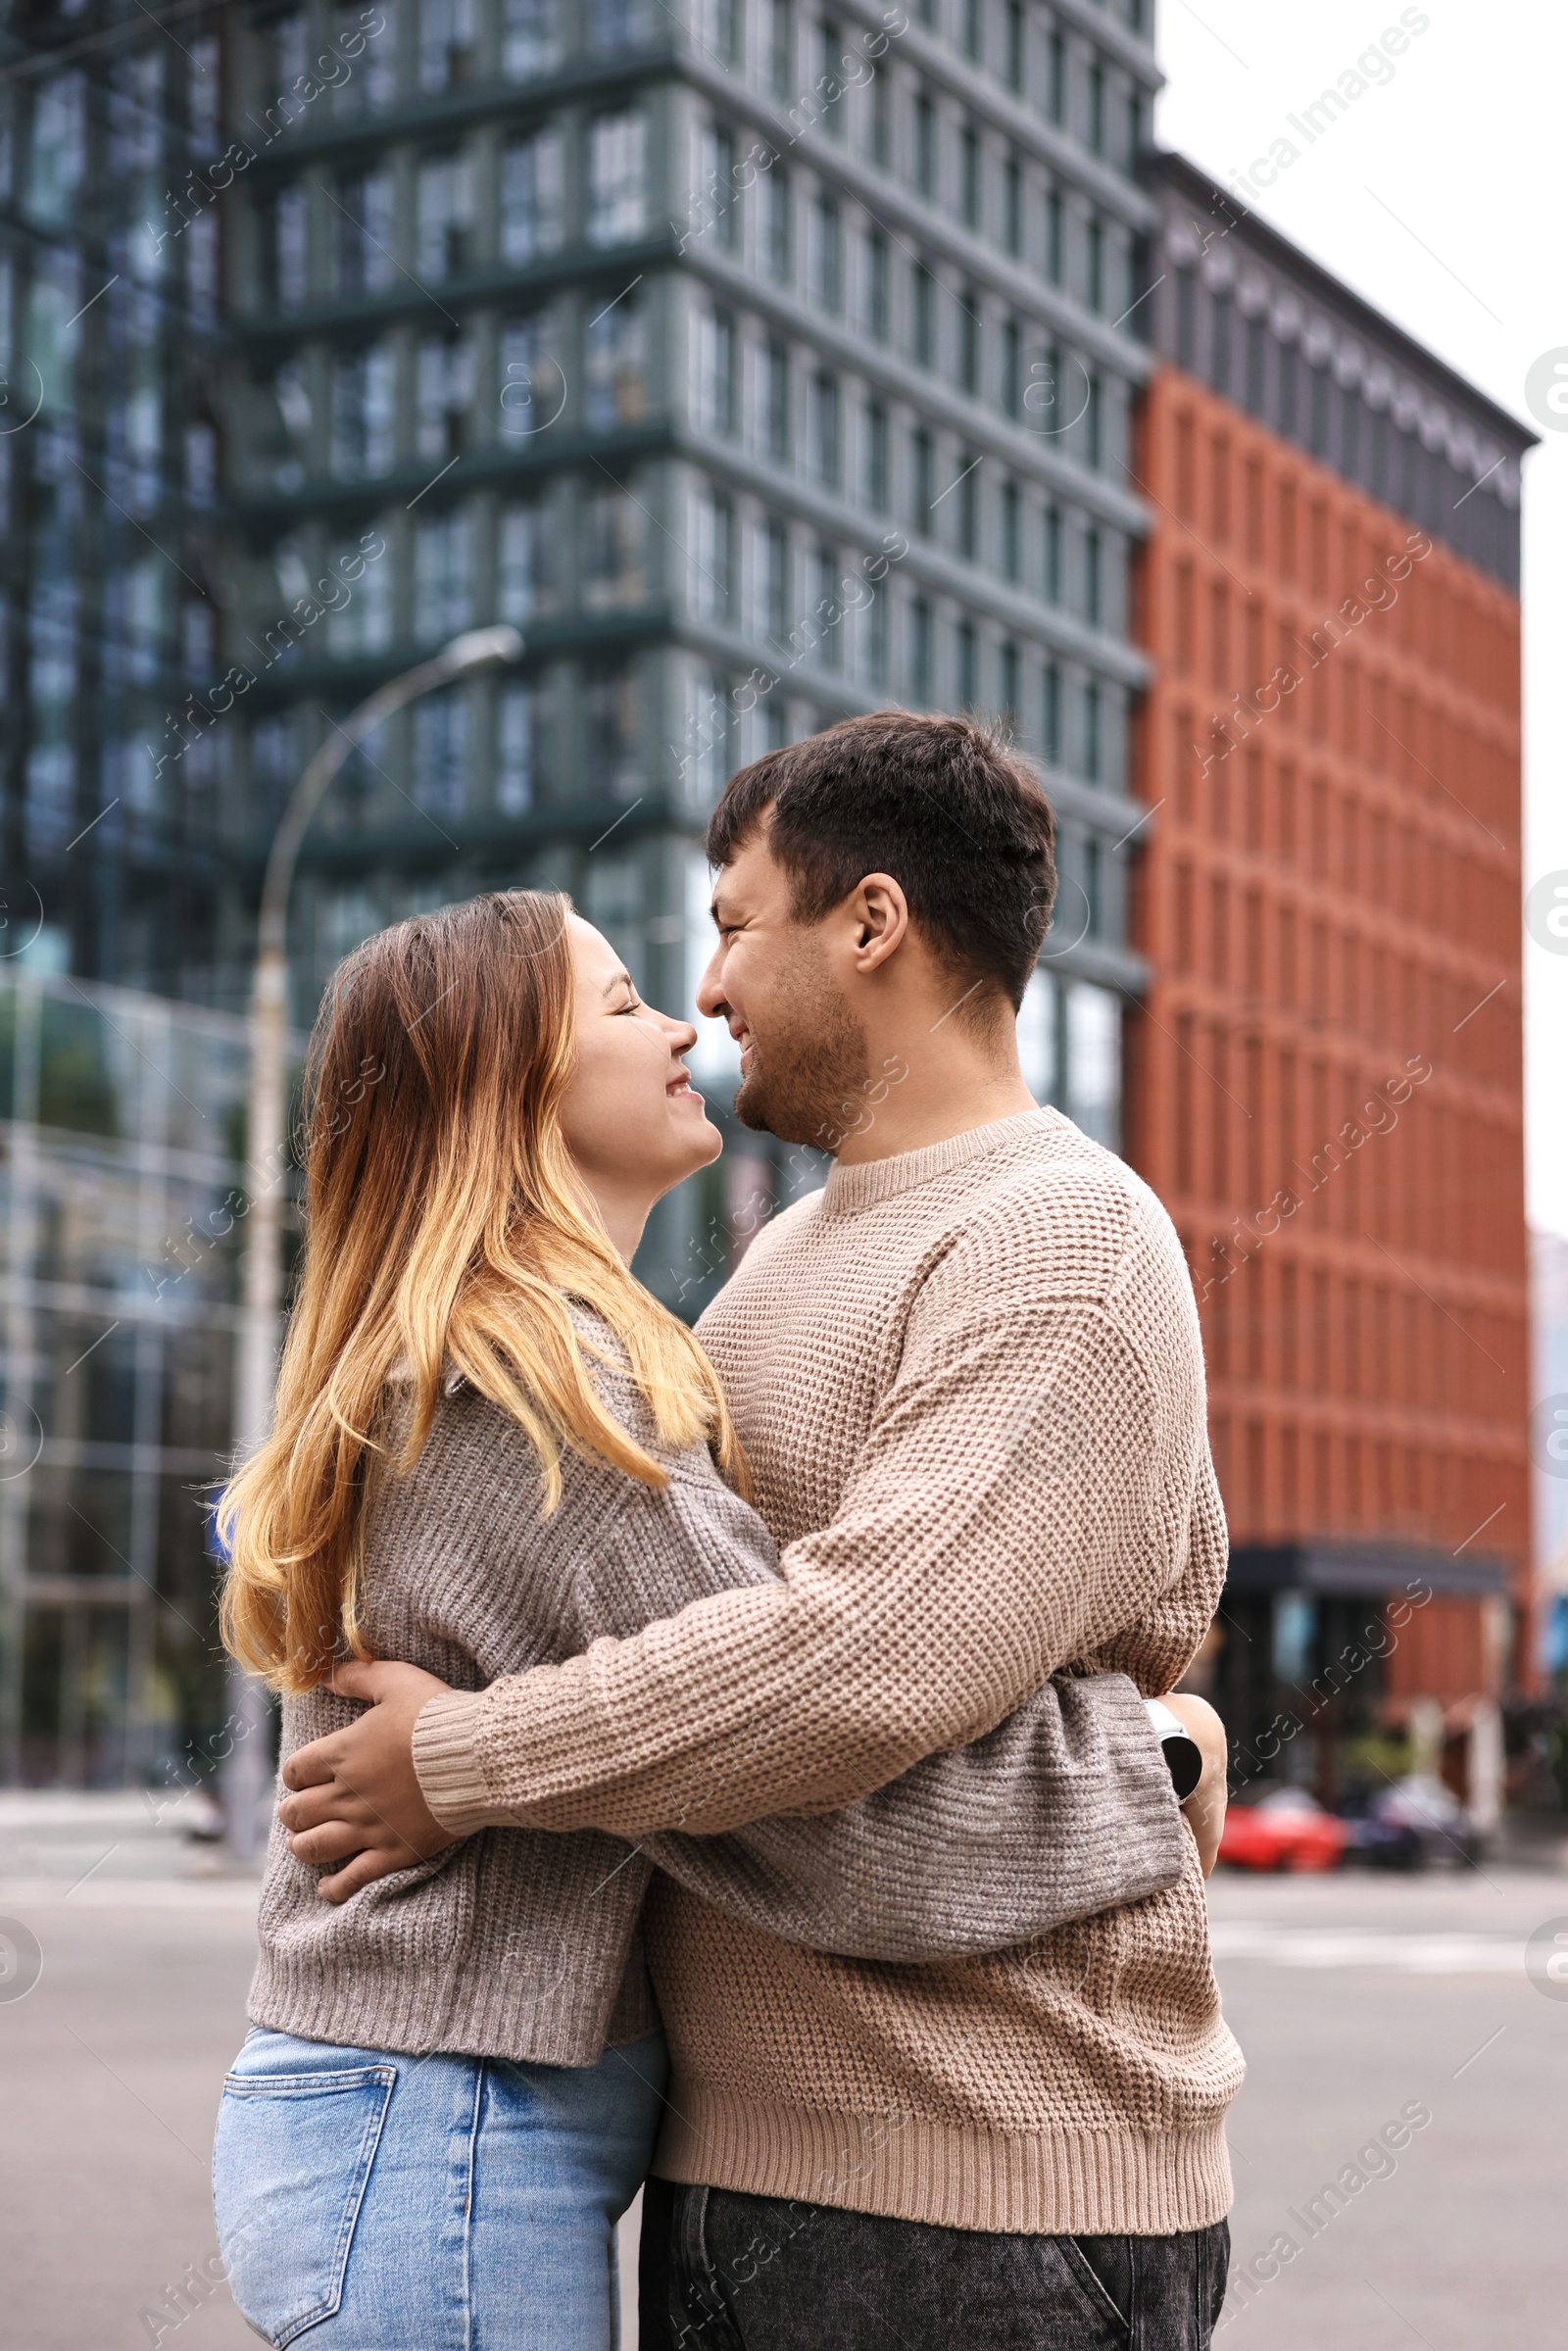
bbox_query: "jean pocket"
[213,2061,395,2346]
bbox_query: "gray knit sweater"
[249,1345,1184,2067]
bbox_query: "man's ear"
[849,873,910,974]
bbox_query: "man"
[283,712,1243,2346]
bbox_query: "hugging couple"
[215,712,1245,2350]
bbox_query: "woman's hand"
[278,1659,458,1902]
[1159,1690,1228,1877]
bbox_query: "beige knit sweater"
[415,1109,1245,2234]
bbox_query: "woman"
[214,890,1206,2350]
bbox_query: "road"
[2,1858,1564,2348]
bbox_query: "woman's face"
[557,915,721,1243]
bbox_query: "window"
[1047,188,1063,284]
[866,229,890,340]
[418,0,476,91]
[1085,528,1102,626]
[332,0,398,114]
[1210,294,1232,399]
[268,185,309,308]
[1003,317,1021,416]
[859,572,888,687]
[956,618,976,707]
[326,530,393,656]
[415,507,472,641]
[415,334,474,463]
[1246,315,1267,416]
[584,291,647,429]
[588,112,647,245]
[760,517,790,642]
[1084,680,1102,780]
[416,154,475,280]
[811,194,842,312]
[688,487,734,620]
[591,0,653,47]
[695,305,736,436]
[1065,982,1120,1148]
[866,399,889,512]
[27,73,84,227]
[586,664,644,798]
[1045,504,1061,602]
[914,91,936,199]
[1043,660,1061,761]
[1002,479,1019,580]
[1004,154,1021,257]
[912,428,934,535]
[584,485,648,611]
[498,503,546,621]
[910,595,933,703]
[760,169,792,281]
[1004,1,1023,90]
[1086,218,1103,314]
[502,130,564,264]
[503,0,564,78]
[330,345,396,478]
[695,120,738,250]
[957,454,978,558]
[696,0,738,62]
[815,544,842,668]
[497,683,535,814]
[962,0,982,60]
[415,686,468,814]
[763,337,790,461]
[1088,62,1104,155]
[767,0,793,96]
[958,290,980,393]
[1048,28,1065,123]
[810,370,841,486]
[1001,639,1018,720]
[1085,372,1102,468]
[961,125,981,228]
[500,313,564,441]
[912,264,936,367]
[816,16,846,136]
[334,171,395,297]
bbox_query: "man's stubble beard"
[732,934,870,1150]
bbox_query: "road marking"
[1211,1923,1525,1974]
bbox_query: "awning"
[1226,1540,1510,1601]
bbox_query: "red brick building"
[1130,158,1536,1813]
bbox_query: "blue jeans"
[213,2027,667,2350]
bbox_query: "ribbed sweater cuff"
[413,1690,513,1836]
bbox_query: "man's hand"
[1160,1690,1228,1878]
[278,1659,459,1903]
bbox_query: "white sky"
[1153,0,1568,1243]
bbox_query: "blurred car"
[1340,1774,1479,1870]
[1218,1788,1348,1873]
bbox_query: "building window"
[957,455,979,558]
[1086,218,1103,314]
[1005,2,1023,90]
[912,427,934,535]
[956,618,977,708]
[586,663,644,797]
[1045,504,1061,602]
[1210,293,1232,399]
[418,0,476,91]
[584,484,648,611]
[761,169,792,282]
[503,0,564,79]
[1246,314,1267,416]
[688,485,734,620]
[695,305,736,436]
[866,228,890,340]
[914,90,936,199]
[1065,981,1120,1149]
[497,681,535,813]
[1003,317,1021,417]
[810,370,841,486]
[498,502,544,622]
[760,517,790,643]
[1001,638,1018,721]
[501,129,564,264]
[815,544,842,669]
[331,0,399,113]
[267,184,309,309]
[913,264,936,367]
[416,153,475,280]
[816,15,846,136]
[767,0,793,97]
[1085,372,1103,468]
[416,334,474,462]
[591,0,653,48]
[811,193,842,313]
[961,124,981,227]
[1088,62,1104,155]
[1043,660,1061,762]
[415,507,472,642]
[695,119,738,250]
[1002,479,1019,580]
[1084,528,1102,626]
[910,595,933,703]
[866,398,890,512]
[334,171,395,297]
[584,288,647,429]
[1310,363,1332,458]
[1004,153,1022,257]
[1047,188,1063,284]
[588,112,647,245]
[962,0,982,60]
[414,685,469,814]
[696,0,738,64]
[325,528,393,656]
[1084,680,1102,780]
[501,312,563,441]
[859,572,889,687]
[764,337,790,460]
[330,344,396,478]
[958,291,980,393]
[1048,27,1065,123]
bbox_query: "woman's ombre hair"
[220,889,747,1692]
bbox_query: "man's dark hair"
[706,710,1056,1010]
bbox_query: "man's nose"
[695,944,726,1020]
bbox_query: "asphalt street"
[2,1860,1564,2349]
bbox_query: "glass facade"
[0,969,282,1787]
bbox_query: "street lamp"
[222,625,523,1857]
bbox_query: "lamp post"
[222,625,524,1857]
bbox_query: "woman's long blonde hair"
[220,889,746,1691]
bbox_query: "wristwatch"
[1145,1698,1204,1801]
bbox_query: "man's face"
[696,828,868,1148]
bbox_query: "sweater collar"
[819,1106,1061,1218]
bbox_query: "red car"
[1219,1788,1348,1873]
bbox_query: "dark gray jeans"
[639,2180,1230,2351]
